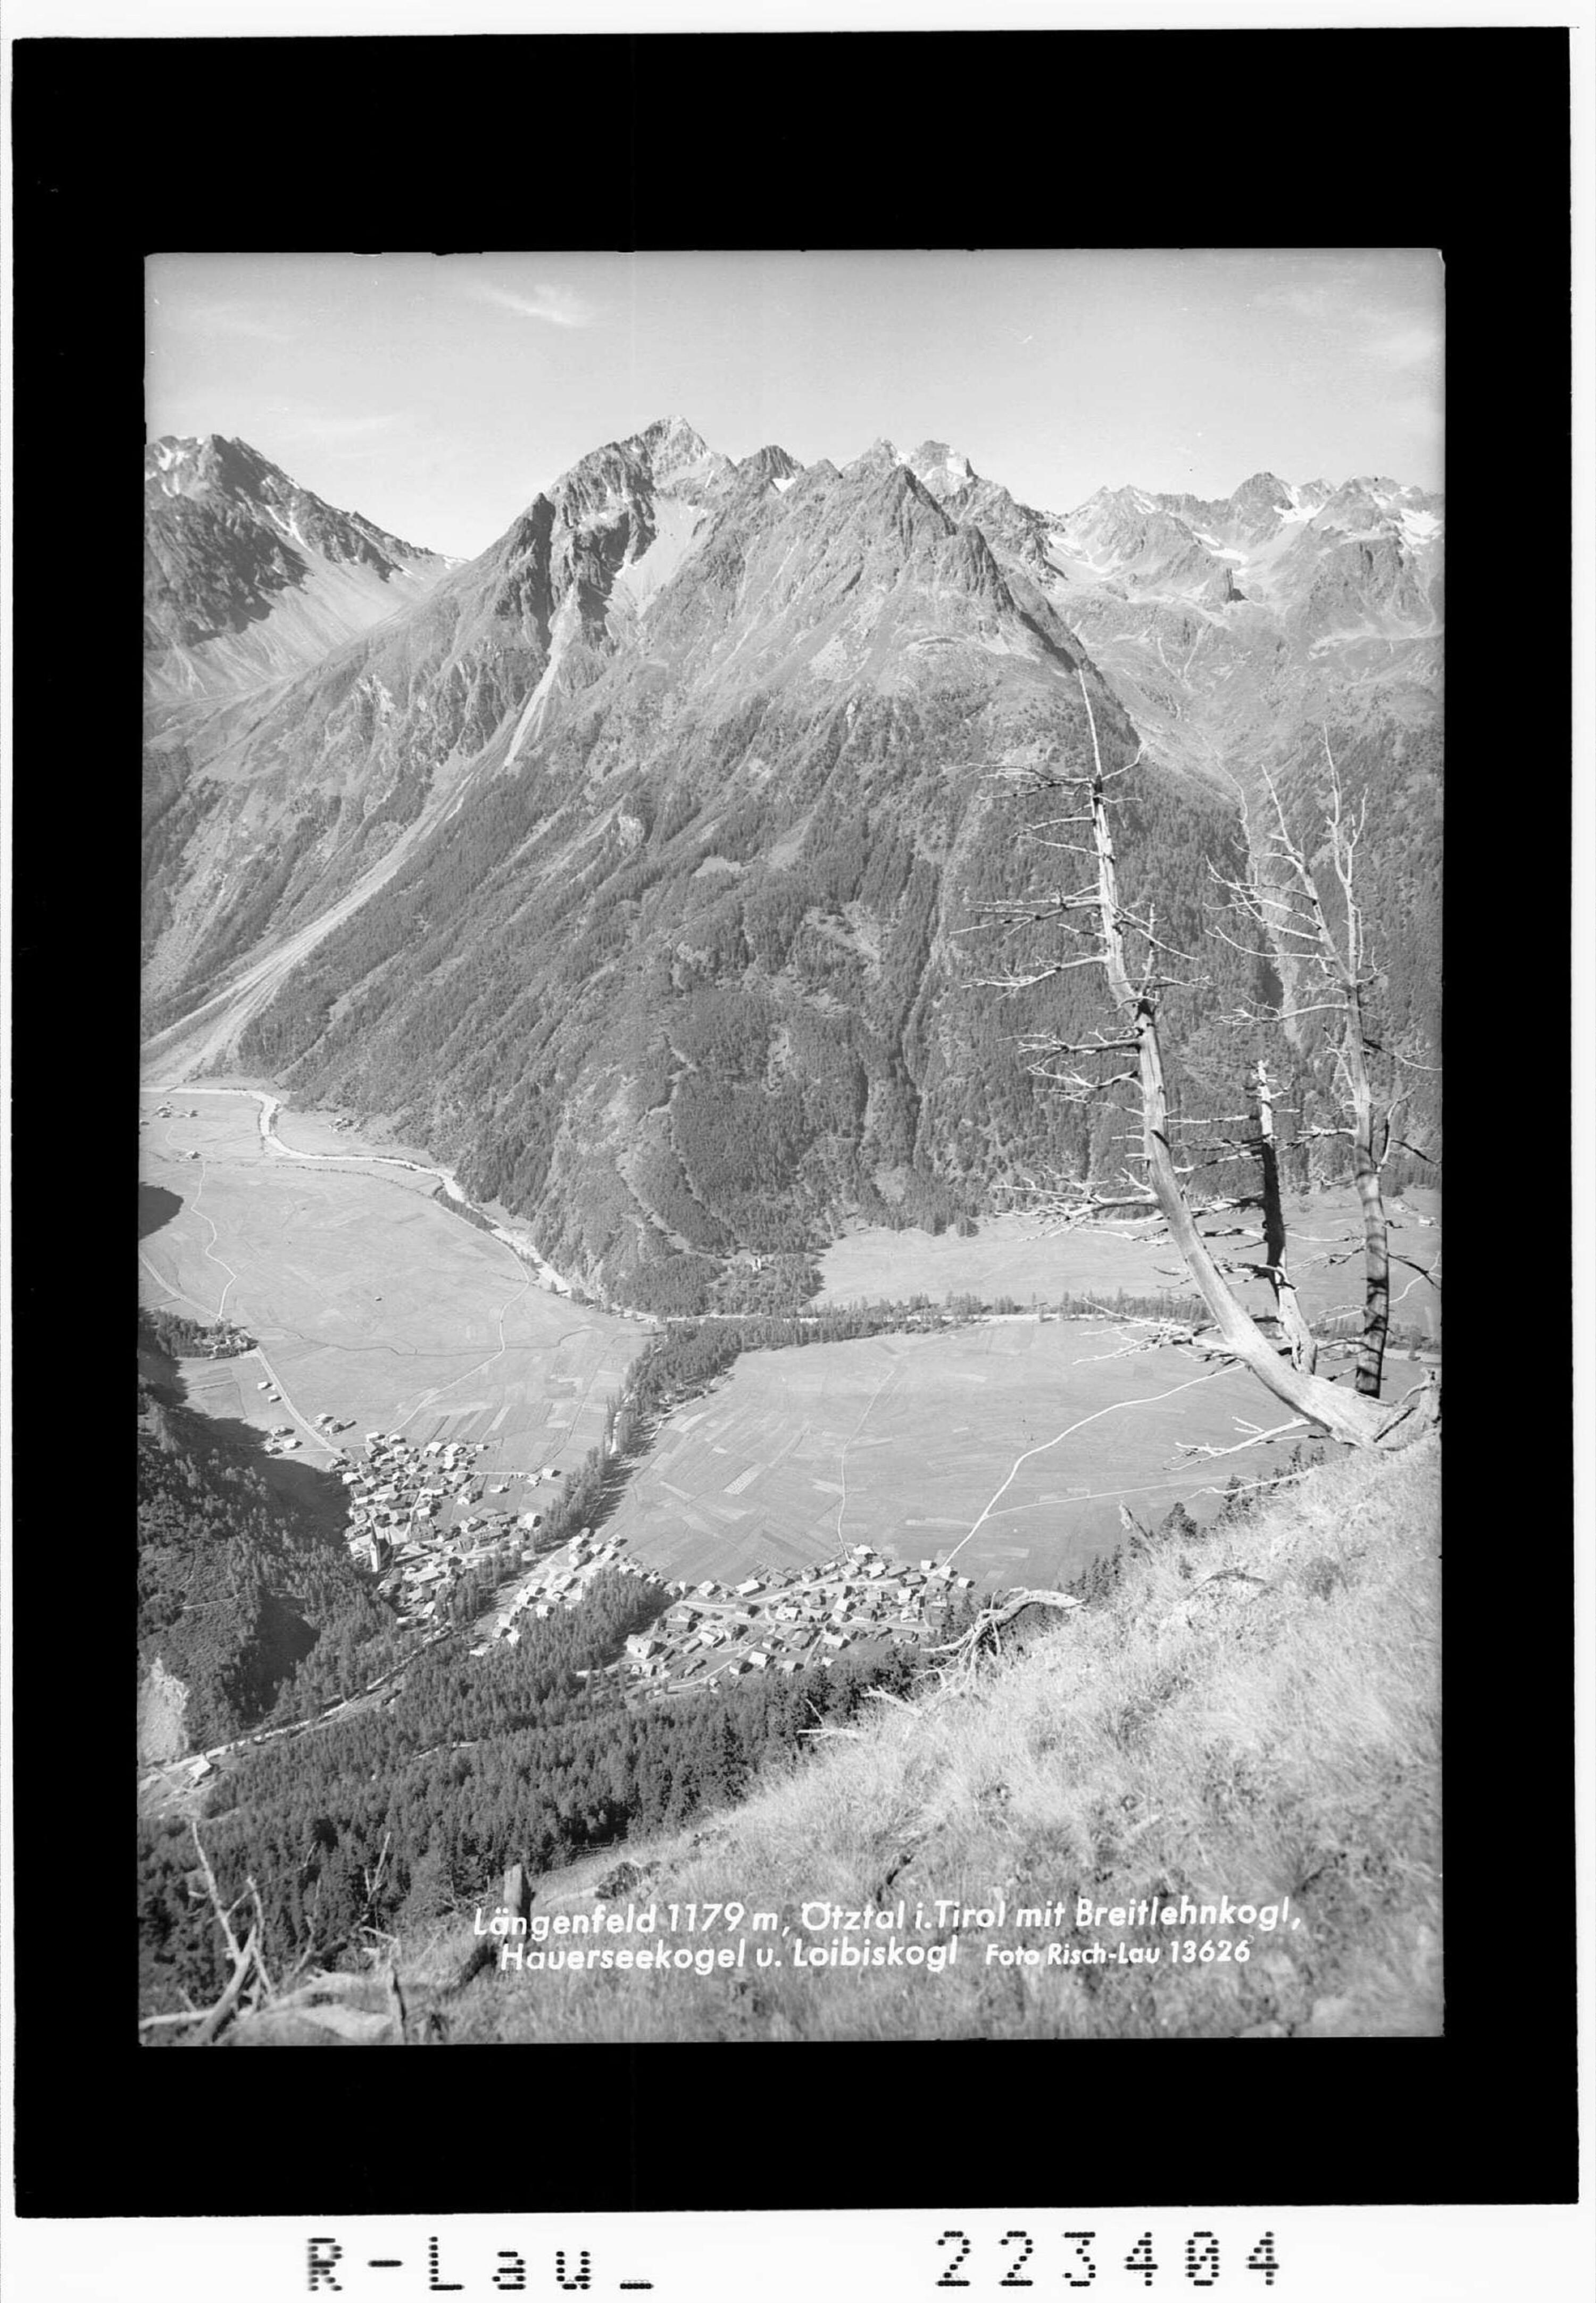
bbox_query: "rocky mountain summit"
[807,446,1442,801]
[1020,467,1442,799]
[143,419,1442,1311]
[144,434,454,709]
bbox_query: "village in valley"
[325,1426,561,1627]
[140,1088,1439,1753]
[317,1419,977,1693]
[506,1534,976,1695]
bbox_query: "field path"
[189,1157,240,1316]
[138,1246,219,1321]
[834,1349,905,1551]
[137,1223,339,1459]
[396,1270,535,1430]
[138,1622,458,1810]
[940,1360,1234,1569]
[146,1084,576,1295]
[247,1343,342,1459]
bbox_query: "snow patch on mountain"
[263,502,310,551]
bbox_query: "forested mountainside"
[138,1439,1442,2043]
[143,422,1441,1312]
[138,1544,979,2020]
[137,1325,396,1755]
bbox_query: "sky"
[147,250,1444,560]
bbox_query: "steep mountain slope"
[140,419,738,1027]
[429,1434,1441,2042]
[140,1434,1441,2040]
[895,447,1442,803]
[891,442,1444,1132]
[142,437,458,980]
[144,434,454,711]
[137,1338,390,1757]
[142,422,1441,1311]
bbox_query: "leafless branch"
[190,1824,242,1969]
[1177,1416,1313,1459]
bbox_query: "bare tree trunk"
[1210,741,1406,1413]
[502,1863,531,1928]
[1080,689,1393,1450]
[1134,1003,1389,1446]
[1342,1019,1390,1397]
[1253,1058,1317,1374]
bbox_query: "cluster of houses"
[328,1427,566,1628]
[473,1526,653,1657]
[179,1318,253,1358]
[625,1545,978,1692]
[477,1535,979,1698]
[284,1410,983,1695]
[255,1375,314,1445]
[142,1100,204,1157]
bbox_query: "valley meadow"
[603,1317,1353,1592]
[137,1090,639,1479]
[818,1191,1441,1338]
[140,1090,1438,1595]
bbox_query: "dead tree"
[975,673,1429,1452]
[1143,1052,1317,1375]
[1250,1055,1317,1373]
[1208,736,1437,1399]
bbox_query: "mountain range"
[145,433,455,711]
[142,418,1442,1312]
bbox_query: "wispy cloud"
[467,279,597,329]
[159,298,300,345]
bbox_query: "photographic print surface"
[138,248,1443,2046]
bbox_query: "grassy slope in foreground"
[423,1433,1440,2041]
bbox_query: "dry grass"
[398,1435,1441,2041]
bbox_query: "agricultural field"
[138,1090,641,1483]
[818,1187,1442,1338]
[601,1316,1365,1593]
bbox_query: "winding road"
[137,1090,613,1812]
[137,1622,459,1811]
[148,1083,575,1293]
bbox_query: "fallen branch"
[193,1927,264,2047]
[930,1589,1084,1682]
[1177,1417,1312,1461]
[189,1822,243,1968]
